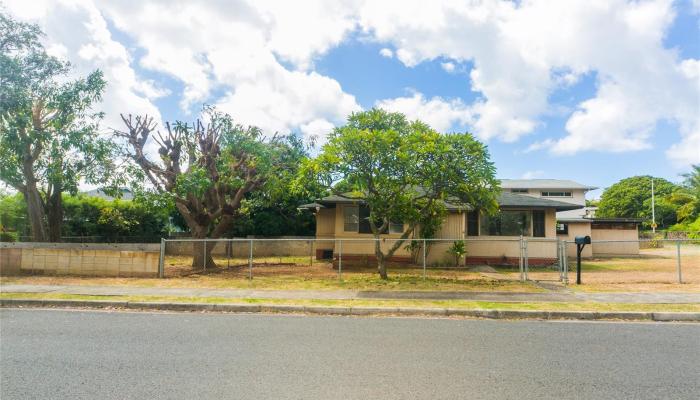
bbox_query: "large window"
[343,206,359,232]
[533,210,545,237]
[511,188,529,193]
[466,210,479,236]
[541,191,571,197]
[480,211,531,236]
[344,205,403,234]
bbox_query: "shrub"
[0,231,18,242]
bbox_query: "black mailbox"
[575,236,591,245]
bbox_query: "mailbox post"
[575,236,591,285]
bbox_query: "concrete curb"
[1,299,698,322]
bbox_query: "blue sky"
[6,0,700,198]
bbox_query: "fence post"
[203,239,207,271]
[227,239,231,270]
[338,239,343,281]
[248,239,253,280]
[523,238,529,281]
[158,238,165,278]
[563,242,569,284]
[519,235,524,281]
[309,239,314,267]
[422,238,427,280]
[676,240,683,284]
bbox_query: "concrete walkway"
[2,284,699,304]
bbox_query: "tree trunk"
[22,185,46,242]
[374,239,388,279]
[46,187,62,242]
[192,240,217,270]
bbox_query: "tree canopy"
[0,12,113,241]
[298,108,499,279]
[597,175,689,229]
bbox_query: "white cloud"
[376,92,472,132]
[4,0,163,131]
[441,62,455,73]
[357,0,700,164]
[379,48,393,58]
[95,0,361,143]
[7,0,699,166]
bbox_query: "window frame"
[556,222,569,235]
[541,191,572,197]
[343,205,359,233]
[479,210,532,237]
[344,204,403,234]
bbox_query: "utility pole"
[651,177,656,234]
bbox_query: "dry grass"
[1,257,543,292]
[2,292,699,313]
[508,244,700,292]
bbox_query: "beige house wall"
[311,205,561,265]
[0,243,159,277]
[557,221,593,258]
[591,228,640,255]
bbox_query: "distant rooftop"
[82,188,133,201]
[301,192,582,212]
[500,179,597,190]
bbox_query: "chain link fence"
[157,237,699,287]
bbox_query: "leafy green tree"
[115,107,302,268]
[298,108,499,279]
[0,191,28,238]
[0,13,113,242]
[225,134,320,237]
[597,176,679,228]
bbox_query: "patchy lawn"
[0,264,544,292]
[2,292,699,313]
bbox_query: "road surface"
[1,309,698,399]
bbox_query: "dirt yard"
[519,244,700,292]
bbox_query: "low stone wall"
[0,243,160,277]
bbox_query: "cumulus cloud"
[358,0,699,164]
[441,62,455,73]
[4,0,163,131]
[376,92,472,132]
[95,0,361,143]
[379,48,394,58]
[5,0,699,166]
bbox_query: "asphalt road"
[1,309,698,400]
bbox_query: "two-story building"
[300,179,640,267]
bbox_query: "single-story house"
[300,179,641,267]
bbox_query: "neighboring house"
[300,179,641,267]
[500,179,641,257]
[82,188,134,201]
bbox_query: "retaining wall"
[0,243,160,277]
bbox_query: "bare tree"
[115,108,284,269]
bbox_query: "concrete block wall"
[0,243,160,277]
[165,237,316,257]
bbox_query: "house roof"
[300,192,583,212]
[497,192,582,211]
[500,179,597,190]
[556,217,643,224]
